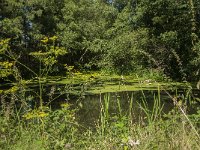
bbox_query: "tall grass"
[0,85,200,149]
[87,88,200,150]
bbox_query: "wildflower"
[23,110,48,120]
[74,72,82,76]
[66,65,74,71]
[64,143,72,149]
[4,86,19,94]
[0,39,10,45]
[61,103,70,108]
[41,37,48,43]
[49,36,58,41]
[128,137,140,147]
[22,112,35,120]
[38,111,48,117]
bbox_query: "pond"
[74,90,171,127]
[72,89,200,127]
[40,80,198,128]
[1,75,199,128]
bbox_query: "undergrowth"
[0,89,200,150]
[0,38,199,150]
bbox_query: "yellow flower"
[23,112,35,120]
[0,39,10,45]
[4,86,19,94]
[23,110,48,120]
[61,103,70,108]
[41,37,48,43]
[38,111,49,117]
[49,36,58,41]
[74,71,82,76]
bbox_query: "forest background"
[1,0,200,82]
[1,1,200,149]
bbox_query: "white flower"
[128,138,140,146]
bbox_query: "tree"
[0,0,66,77]
[57,0,117,70]
[131,0,200,80]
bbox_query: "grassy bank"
[0,89,200,150]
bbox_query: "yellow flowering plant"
[0,61,14,78]
[23,109,49,120]
[28,36,68,108]
[0,39,13,78]
[0,36,68,111]
[30,36,67,76]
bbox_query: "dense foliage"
[1,1,200,149]
[1,0,200,80]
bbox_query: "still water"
[1,82,198,127]
[54,90,185,127]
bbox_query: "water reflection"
[75,91,174,127]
